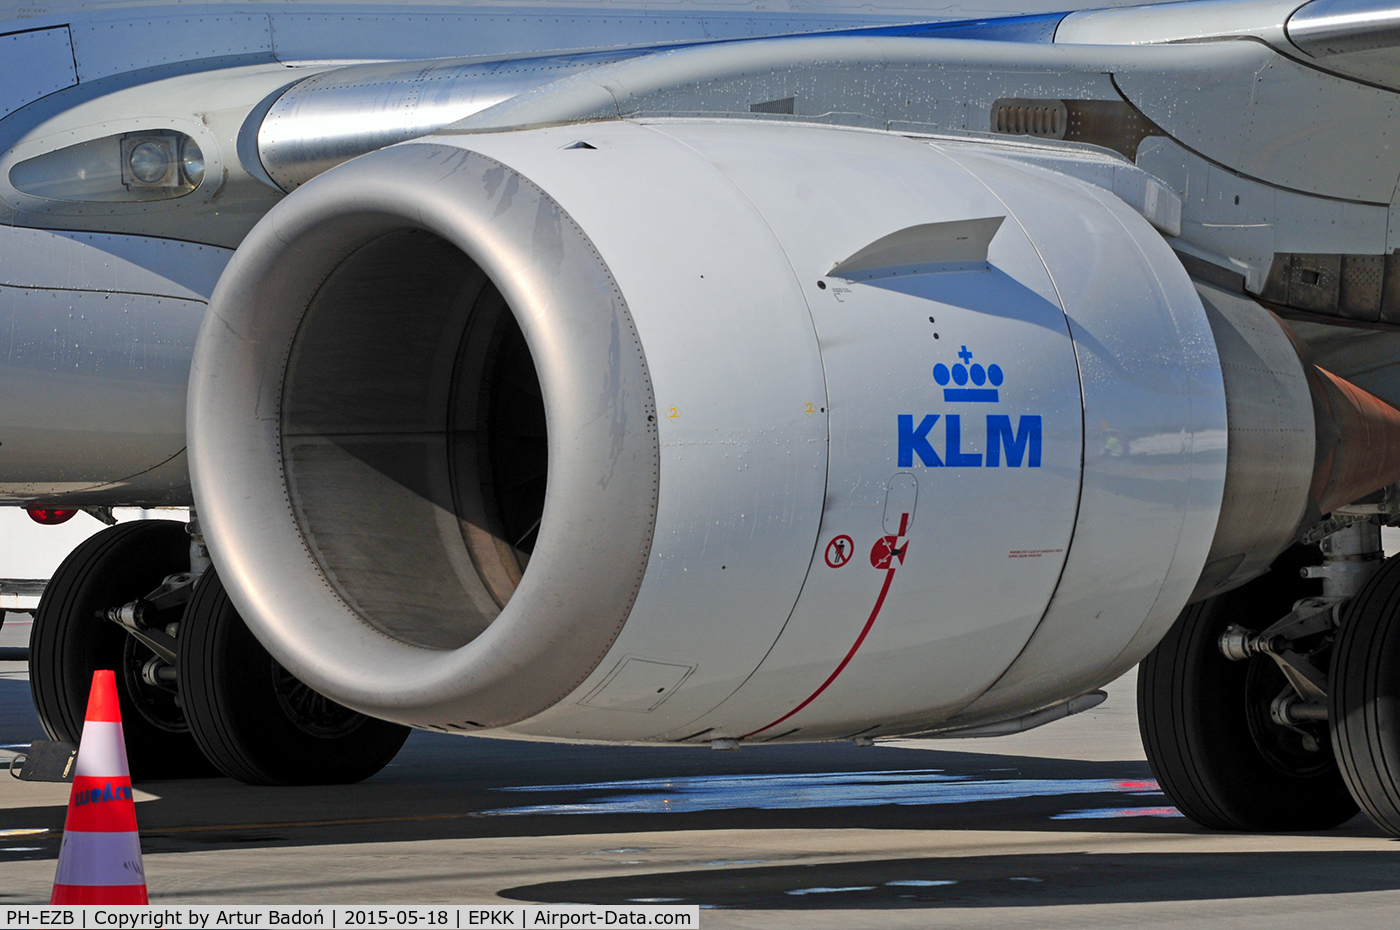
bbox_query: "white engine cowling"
[190,119,1240,742]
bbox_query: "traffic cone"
[50,670,148,905]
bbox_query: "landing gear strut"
[28,520,213,780]
[1138,542,1360,831]
[28,518,408,785]
[1139,512,1400,833]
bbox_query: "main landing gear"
[29,521,213,781]
[28,519,409,784]
[1329,553,1400,833]
[1141,518,1400,834]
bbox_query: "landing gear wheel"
[1330,554,1400,836]
[28,520,214,780]
[1138,548,1358,830]
[178,567,410,785]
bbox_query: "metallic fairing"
[257,51,647,191]
[1287,0,1400,57]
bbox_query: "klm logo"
[898,413,1041,467]
[933,345,1004,402]
[898,346,1042,468]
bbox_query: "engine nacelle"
[187,119,1389,742]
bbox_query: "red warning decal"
[742,513,910,740]
[869,534,907,570]
[825,535,855,568]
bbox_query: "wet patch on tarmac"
[482,770,1172,817]
[1052,806,1183,820]
[3,736,1206,860]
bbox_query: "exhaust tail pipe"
[1307,364,1400,517]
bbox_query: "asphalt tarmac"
[3,610,1400,929]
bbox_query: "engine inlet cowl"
[188,143,659,730]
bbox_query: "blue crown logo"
[933,346,1003,403]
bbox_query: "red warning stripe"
[51,883,148,905]
[63,777,138,833]
[742,513,909,740]
[83,670,123,723]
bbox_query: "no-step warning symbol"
[825,535,854,568]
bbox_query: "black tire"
[178,567,411,785]
[28,520,214,781]
[1138,547,1358,831]
[1330,554,1400,835]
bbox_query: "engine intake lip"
[188,141,660,729]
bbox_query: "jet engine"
[186,119,1400,743]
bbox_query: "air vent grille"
[991,99,1068,139]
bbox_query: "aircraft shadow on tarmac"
[5,680,1396,909]
[1,729,1385,844]
[498,850,1400,909]
[6,732,1186,846]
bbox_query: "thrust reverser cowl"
[190,119,1233,740]
[1184,286,1400,605]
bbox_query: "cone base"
[51,883,149,905]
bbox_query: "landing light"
[120,132,203,191]
[125,139,174,185]
[181,137,205,186]
[10,130,208,202]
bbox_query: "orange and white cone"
[50,669,148,905]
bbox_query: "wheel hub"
[270,660,366,739]
[120,631,189,735]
